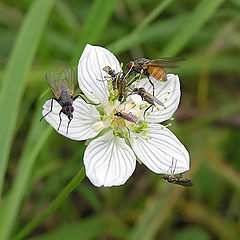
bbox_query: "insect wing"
[170,178,193,187]
[121,112,138,123]
[59,67,75,96]
[178,179,193,187]
[145,58,186,68]
[143,62,179,69]
[45,71,61,99]
[150,57,186,64]
[144,91,164,107]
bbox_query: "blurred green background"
[0,0,240,239]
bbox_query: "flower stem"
[12,167,86,240]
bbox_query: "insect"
[131,87,165,118]
[40,67,79,134]
[163,175,193,187]
[114,110,138,123]
[127,57,185,95]
[103,66,126,101]
[163,158,193,187]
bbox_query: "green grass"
[0,0,240,239]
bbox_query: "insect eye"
[62,107,66,114]
[127,62,132,70]
[70,106,74,112]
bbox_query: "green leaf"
[13,167,86,240]
[28,217,104,240]
[159,0,225,56]
[71,0,118,66]
[108,0,177,54]
[0,102,52,240]
[0,0,55,196]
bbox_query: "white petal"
[78,44,122,104]
[131,94,142,106]
[130,124,189,174]
[42,98,101,140]
[84,131,136,187]
[136,74,180,123]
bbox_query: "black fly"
[163,158,193,187]
[40,67,79,134]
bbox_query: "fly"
[131,87,165,118]
[114,110,138,123]
[163,157,193,187]
[40,67,79,134]
[103,66,126,101]
[127,57,185,95]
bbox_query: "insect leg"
[66,118,72,135]
[73,94,99,105]
[57,110,62,131]
[147,75,155,96]
[173,157,177,175]
[40,98,54,121]
[123,122,131,138]
[143,105,152,119]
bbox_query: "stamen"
[92,121,104,132]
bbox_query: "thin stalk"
[13,167,86,240]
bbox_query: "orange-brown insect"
[127,57,185,82]
[127,58,185,95]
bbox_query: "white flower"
[42,44,190,187]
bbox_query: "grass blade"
[0,0,55,196]
[13,167,86,240]
[107,0,175,54]
[71,0,117,66]
[160,0,225,56]
[0,102,52,240]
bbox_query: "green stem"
[133,0,173,34]
[12,167,86,240]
